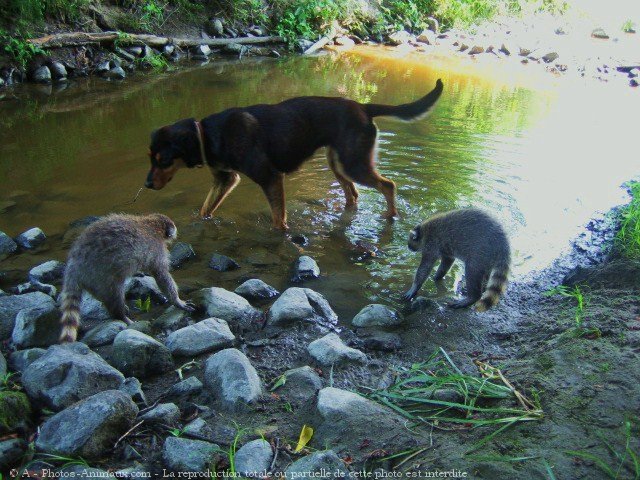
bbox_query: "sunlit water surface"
[0,50,637,320]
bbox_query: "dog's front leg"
[262,174,288,230]
[200,171,241,218]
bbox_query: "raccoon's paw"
[176,300,196,312]
[403,288,418,301]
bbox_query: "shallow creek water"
[0,49,637,321]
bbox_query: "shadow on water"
[0,50,637,322]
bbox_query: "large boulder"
[234,279,279,303]
[28,260,65,284]
[166,318,235,356]
[313,388,417,465]
[36,390,138,459]
[284,450,348,479]
[351,304,403,328]
[12,303,60,348]
[208,253,240,271]
[204,348,263,412]
[0,292,55,339]
[234,439,273,478]
[194,287,263,331]
[110,329,174,378]
[307,333,367,366]
[0,231,18,259]
[22,343,125,411]
[266,288,337,327]
[163,437,219,473]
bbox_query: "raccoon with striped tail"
[59,213,194,343]
[404,208,511,311]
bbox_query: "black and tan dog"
[145,79,443,230]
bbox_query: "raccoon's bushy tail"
[476,262,510,312]
[59,280,82,343]
[364,79,443,120]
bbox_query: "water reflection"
[0,50,636,321]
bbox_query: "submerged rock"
[36,390,138,459]
[163,437,219,473]
[170,242,196,269]
[28,260,65,284]
[267,287,337,327]
[351,304,403,328]
[284,450,348,479]
[110,329,174,378]
[234,439,273,478]
[208,253,240,271]
[15,227,46,249]
[308,333,367,366]
[292,255,320,281]
[234,278,279,303]
[0,292,56,340]
[22,342,125,411]
[166,318,235,356]
[203,348,263,412]
[195,287,264,331]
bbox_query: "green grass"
[545,285,601,339]
[137,52,170,71]
[365,348,543,452]
[134,295,151,312]
[616,182,640,258]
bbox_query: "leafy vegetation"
[545,285,601,339]
[616,181,640,258]
[134,295,151,312]
[0,28,46,68]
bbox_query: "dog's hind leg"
[200,171,241,218]
[261,174,288,230]
[327,148,358,208]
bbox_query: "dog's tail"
[364,79,443,120]
[475,261,510,312]
[59,275,82,343]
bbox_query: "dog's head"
[145,118,204,190]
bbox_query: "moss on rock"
[0,390,32,434]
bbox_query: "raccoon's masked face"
[408,226,421,252]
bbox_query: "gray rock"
[127,46,144,57]
[12,303,60,348]
[120,377,147,405]
[166,318,235,356]
[183,417,210,437]
[293,255,320,282]
[81,321,127,347]
[204,348,263,412]
[542,52,559,63]
[49,61,67,80]
[284,450,347,479]
[388,30,413,45]
[195,287,263,331]
[417,29,436,45]
[163,437,219,473]
[0,439,26,470]
[208,253,240,271]
[518,47,531,56]
[0,351,5,378]
[139,402,180,425]
[234,279,279,303]
[352,304,403,328]
[110,329,174,378]
[468,45,484,55]
[80,292,111,322]
[297,39,314,52]
[224,43,244,55]
[499,43,511,55]
[166,376,203,399]
[267,287,337,327]
[592,28,609,39]
[170,242,196,269]
[0,297,54,333]
[459,43,469,52]
[36,390,138,459]
[308,333,367,366]
[23,342,125,411]
[105,66,126,80]
[15,227,46,249]
[276,366,323,403]
[0,231,18,259]
[125,275,166,304]
[154,305,190,331]
[193,44,211,57]
[206,18,224,37]
[9,348,46,372]
[314,388,415,465]
[234,439,273,478]
[11,280,57,298]
[334,36,355,47]
[32,66,52,83]
[28,260,65,284]
[360,331,402,351]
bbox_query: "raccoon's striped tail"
[59,282,82,343]
[476,262,510,312]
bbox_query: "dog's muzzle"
[145,170,155,189]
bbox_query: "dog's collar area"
[194,120,207,168]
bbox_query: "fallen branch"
[28,31,284,49]
[303,36,331,55]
